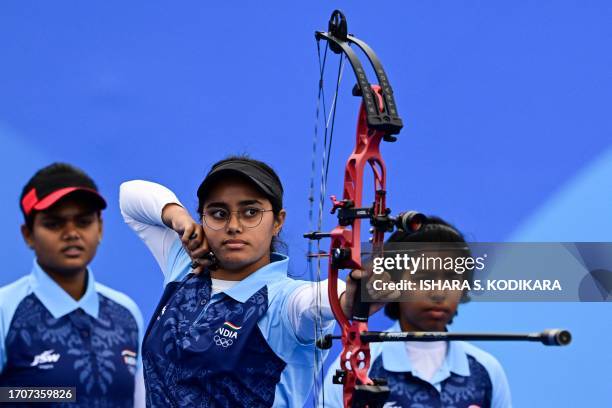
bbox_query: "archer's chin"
[216,253,254,270]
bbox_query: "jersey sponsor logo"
[30,349,60,369]
[383,402,401,408]
[213,321,241,348]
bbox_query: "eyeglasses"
[202,207,274,231]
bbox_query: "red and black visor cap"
[20,163,107,220]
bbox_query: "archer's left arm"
[286,279,346,343]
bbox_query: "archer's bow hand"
[339,269,400,318]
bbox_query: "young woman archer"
[0,163,144,408]
[120,155,384,407]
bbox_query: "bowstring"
[308,39,328,407]
[323,53,345,189]
[308,38,345,407]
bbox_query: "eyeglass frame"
[201,207,275,231]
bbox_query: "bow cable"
[308,38,346,406]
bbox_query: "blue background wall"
[1,1,610,405]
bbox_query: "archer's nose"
[61,222,81,241]
[226,212,243,233]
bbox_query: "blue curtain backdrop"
[1,1,611,406]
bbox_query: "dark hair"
[21,163,101,230]
[384,215,471,320]
[197,155,286,254]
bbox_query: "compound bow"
[304,10,571,408]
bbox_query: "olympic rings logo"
[213,335,234,348]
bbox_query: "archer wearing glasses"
[119,156,379,408]
[202,206,274,231]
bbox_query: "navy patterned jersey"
[143,272,286,408]
[0,294,140,408]
[0,264,143,408]
[370,354,493,408]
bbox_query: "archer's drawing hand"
[161,203,212,274]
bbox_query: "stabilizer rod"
[316,329,571,349]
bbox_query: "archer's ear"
[21,224,35,249]
[97,213,104,243]
[273,209,287,235]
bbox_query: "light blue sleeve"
[119,180,188,284]
[0,276,32,374]
[489,357,512,408]
[462,343,512,408]
[164,239,192,285]
[133,367,145,408]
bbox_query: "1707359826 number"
[0,387,76,402]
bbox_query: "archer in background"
[120,155,386,407]
[0,163,145,407]
[320,217,511,408]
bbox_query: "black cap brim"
[196,161,283,209]
[197,169,276,200]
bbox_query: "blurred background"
[1,1,611,406]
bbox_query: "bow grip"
[350,272,370,322]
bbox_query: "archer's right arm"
[119,180,206,281]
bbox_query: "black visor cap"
[197,160,283,210]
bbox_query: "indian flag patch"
[223,321,242,331]
[215,321,242,346]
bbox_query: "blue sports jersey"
[142,241,333,408]
[321,322,512,408]
[0,261,144,408]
